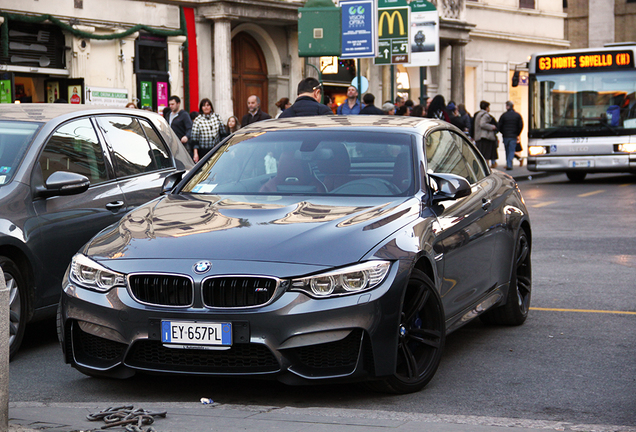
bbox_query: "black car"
[59,116,531,394]
[0,104,194,357]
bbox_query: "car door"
[30,116,127,307]
[425,129,497,319]
[95,115,176,210]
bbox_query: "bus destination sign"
[536,51,634,73]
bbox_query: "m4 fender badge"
[193,261,212,274]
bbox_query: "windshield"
[0,121,41,185]
[530,70,636,136]
[181,130,414,197]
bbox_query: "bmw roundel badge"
[193,261,212,274]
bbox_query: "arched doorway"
[232,32,268,121]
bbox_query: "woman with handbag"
[473,100,499,168]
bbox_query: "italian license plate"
[161,321,232,346]
[570,160,593,168]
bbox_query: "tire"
[480,229,532,326]
[566,171,587,182]
[0,256,28,360]
[370,270,445,394]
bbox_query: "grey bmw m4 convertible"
[59,115,531,394]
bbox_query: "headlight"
[291,261,391,298]
[70,254,126,292]
[617,143,636,153]
[528,146,547,156]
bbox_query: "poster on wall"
[157,82,168,114]
[85,86,128,106]
[47,82,60,103]
[140,81,152,108]
[0,80,12,104]
[68,85,82,104]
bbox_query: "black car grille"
[72,324,127,366]
[125,341,280,373]
[129,274,193,307]
[292,329,363,369]
[202,277,277,307]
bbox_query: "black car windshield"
[0,121,40,186]
[182,130,414,196]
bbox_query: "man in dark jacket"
[359,93,385,115]
[164,95,192,146]
[498,100,524,170]
[279,78,333,118]
[241,95,272,127]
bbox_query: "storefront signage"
[0,80,12,104]
[536,51,634,73]
[85,86,128,106]
[375,4,410,65]
[140,81,152,108]
[68,85,82,104]
[157,81,168,113]
[340,0,377,59]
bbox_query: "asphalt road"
[9,172,636,429]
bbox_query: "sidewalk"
[9,402,636,432]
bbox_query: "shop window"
[520,0,535,8]
[135,34,168,73]
[1,22,66,70]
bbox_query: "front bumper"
[527,154,636,172]
[59,258,410,383]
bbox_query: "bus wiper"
[596,121,619,135]
[541,126,576,138]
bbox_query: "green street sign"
[375,6,410,65]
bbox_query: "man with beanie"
[279,78,333,118]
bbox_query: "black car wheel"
[566,171,587,182]
[1,257,27,360]
[481,229,532,326]
[371,269,445,394]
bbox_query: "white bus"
[526,44,636,181]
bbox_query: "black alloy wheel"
[1,256,27,360]
[481,229,532,326]
[371,269,445,394]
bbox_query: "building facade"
[564,0,636,49]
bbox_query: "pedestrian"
[474,100,499,168]
[324,94,337,114]
[125,102,137,109]
[191,98,225,163]
[410,104,425,118]
[279,77,333,118]
[448,102,466,131]
[394,96,405,115]
[241,95,271,127]
[359,93,385,115]
[382,102,395,115]
[187,110,200,157]
[498,100,524,170]
[457,103,473,137]
[404,99,414,116]
[336,85,361,115]
[425,95,451,122]
[164,95,192,148]
[274,97,291,119]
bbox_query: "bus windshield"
[530,70,636,135]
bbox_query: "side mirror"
[512,70,520,87]
[35,171,90,198]
[161,170,185,195]
[429,172,472,203]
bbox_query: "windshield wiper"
[596,121,620,135]
[541,126,576,139]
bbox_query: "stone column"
[213,18,234,121]
[451,41,466,104]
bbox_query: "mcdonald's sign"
[379,9,407,37]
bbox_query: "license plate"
[570,160,593,168]
[161,321,232,346]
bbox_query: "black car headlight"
[70,254,126,292]
[291,261,391,298]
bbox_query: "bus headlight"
[528,146,548,156]
[617,143,636,153]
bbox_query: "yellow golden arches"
[379,10,405,37]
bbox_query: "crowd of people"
[126,76,524,169]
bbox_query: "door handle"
[105,200,125,212]
[482,198,491,210]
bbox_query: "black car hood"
[87,193,420,266]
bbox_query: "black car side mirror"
[161,170,185,195]
[429,173,472,203]
[35,171,90,198]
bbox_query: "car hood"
[86,193,420,267]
